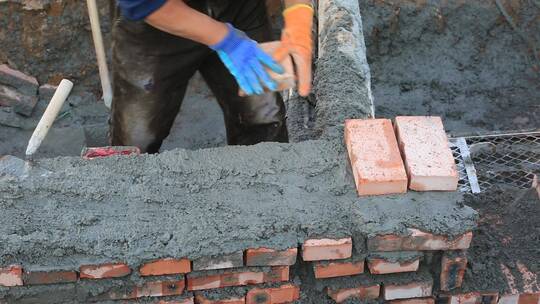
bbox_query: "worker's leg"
[110,4,209,153]
[199,0,289,145]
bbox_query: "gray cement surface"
[0,140,477,268]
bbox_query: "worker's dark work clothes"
[110,0,288,153]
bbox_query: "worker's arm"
[117,0,283,95]
[275,0,314,97]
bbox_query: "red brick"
[440,251,467,291]
[367,257,420,275]
[394,116,458,191]
[0,64,39,95]
[80,263,131,279]
[313,260,364,278]
[368,229,473,251]
[81,146,141,159]
[195,294,245,304]
[187,267,288,291]
[158,297,195,304]
[499,294,520,304]
[140,258,191,276]
[518,293,540,304]
[258,42,295,92]
[193,252,244,271]
[389,298,435,304]
[301,238,352,261]
[384,281,433,300]
[327,284,381,303]
[24,269,77,285]
[445,292,498,304]
[0,85,38,116]
[0,265,23,287]
[106,279,186,300]
[246,284,300,304]
[245,248,297,266]
[344,119,408,196]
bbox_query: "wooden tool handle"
[87,0,112,108]
[25,79,74,157]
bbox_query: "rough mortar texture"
[316,0,375,140]
[0,140,477,268]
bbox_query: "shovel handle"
[25,79,73,157]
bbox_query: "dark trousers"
[110,0,288,153]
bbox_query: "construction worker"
[111,0,313,153]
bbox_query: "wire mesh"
[451,131,540,193]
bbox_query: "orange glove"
[274,4,314,97]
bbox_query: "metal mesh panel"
[450,131,540,193]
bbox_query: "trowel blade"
[0,155,51,179]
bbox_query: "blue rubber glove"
[210,23,284,95]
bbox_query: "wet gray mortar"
[0,140,477,268]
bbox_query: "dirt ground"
[360,0,540,135]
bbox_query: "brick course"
[368,229,473,252]
[80,263,131,279]
[302,238,352,261]
[140,258,191,276]
[245,248,297,266]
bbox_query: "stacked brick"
[302,233,473,303]
[0,248,300,303]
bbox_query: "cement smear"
[0,140,477,268]
[360,0,540,134]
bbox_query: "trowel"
[0,79,73,180]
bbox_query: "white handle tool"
[86,0,113,109]
[25,79,74,157]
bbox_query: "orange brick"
[187,267,287,291]
[195,294,246,304]
[313,260,364,278]
[140,258,191,276]
[0,265,23,287]
[368,229,473,251]
[394,116,458,191]
[384,281,433,300]
[24,269,77,285]
[440,251,467,291]
[245,248,297,266]
[80,262,131,279]
[389,298,435,304]
[367,257,420,275]
[344,119,408,196]
[327,284,381,303]
[246,284,300,304]
[302,238,352,261]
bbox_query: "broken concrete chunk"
[0,84,38,116]
[0,64,38,96]
[38,84,58,101]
